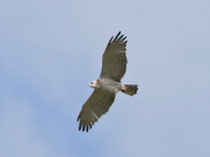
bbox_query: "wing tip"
[121,36,127,43]
[77,118,93,132]
[78,124,90,132]
[78,121,82,131]
[77,113,80,122]
[113,31,121,41]
[109,36,114,43]
[110,31,127,43]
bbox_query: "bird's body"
[77,31,138,132]
[98,78,122,94]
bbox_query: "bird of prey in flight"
[77,31,138,132]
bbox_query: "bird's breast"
[98,78,121,94]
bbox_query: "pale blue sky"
[0,0,209,157]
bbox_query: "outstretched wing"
[77,89,116,132]
[100,31,128,82]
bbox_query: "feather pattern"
[100,31,127,82]
[77,89,116,132]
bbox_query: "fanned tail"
[121,84,138,96]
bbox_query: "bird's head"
[88,80,98,88]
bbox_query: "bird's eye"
[91,82,93,84]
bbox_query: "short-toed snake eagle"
[77,31,138,132]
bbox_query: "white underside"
[99,78,121,94]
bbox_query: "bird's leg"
[121,84,127,91]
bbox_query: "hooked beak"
[88,83,93,88]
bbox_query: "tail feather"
[121,84,138,96]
